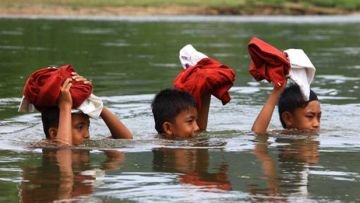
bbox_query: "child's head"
[151,89,200,139]
[278,84,321,130]
[41,107,90,145]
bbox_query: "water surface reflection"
[153,148,231,191]
[20,148,124,202]
[250,135,319,201]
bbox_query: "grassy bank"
[1,0,360,15]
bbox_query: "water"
[0,16,360,202]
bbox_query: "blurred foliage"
[1,0,360,10]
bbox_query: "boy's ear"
[162,121,174,137]
[48,128,58,140]
[281,112,294,128]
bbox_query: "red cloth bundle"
[248,37,290,87]
[22,64,92,111]
[173,57,235,111]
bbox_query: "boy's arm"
[197,92,211,131]
[100,107,133,139]
[251,83,286,134]
[56,78,73,145]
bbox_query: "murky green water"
[0,16,359,202]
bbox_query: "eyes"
[305,112,321,120]
[185,116,197,125]
[305,114,314,119]
[186,118,194,123]
[75,122,90,131]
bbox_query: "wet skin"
[287,100,321,131]
[71,113,90,145]
[169,107,200,139]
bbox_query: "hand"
[71,72,92,85]
[58,78,73,110]
[252,78,288,134]
[273,78,287,94]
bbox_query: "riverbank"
[1,1,360,16]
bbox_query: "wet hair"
[278,84,319,128]
[151,89,196,134]
[41,107,60,139]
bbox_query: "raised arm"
[251,83,286,134]
[56,78,73,145]
[100,107,133,139]
[197,92,211,131]
[71,72,133,139]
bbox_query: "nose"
[83,132,90,139]
[312,118,320,129]
[193,122,200,134]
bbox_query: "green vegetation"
[1,0,360,14]
[1,0,244,7]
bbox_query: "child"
[151,88,201,139]
[19,64,132,146]
[151,45,235,139]
[251,82,321,134]
[247,37,321,134]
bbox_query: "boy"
[247,37,320,134]
[251,81,321,134]
[151,45,235,139]
[151,88,202,139]
[41,78,133,145]
[20,65,132,146]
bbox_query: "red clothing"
[174,57,235,111]
[23,64,92,111]
[248,37,290,87]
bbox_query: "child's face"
[71,113,90,145]
[165,107,200,139]
[285,100,321,131]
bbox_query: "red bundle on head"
[174,57,235,111]
[23,64,92,111]
[248,37,290,87]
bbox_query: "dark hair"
[151,89,196,134]
[278,84,319,128]
[41,107,60,139]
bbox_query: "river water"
[0,16,359,202]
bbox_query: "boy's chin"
[280,128,320,136]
